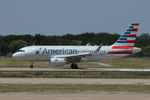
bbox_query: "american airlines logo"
[43,48,78,55]
[36,47,42,54]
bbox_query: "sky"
[0,0,149,35]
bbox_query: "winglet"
[86,43,90,46]
[94,43,103,54]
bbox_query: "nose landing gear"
[30,61,34,68]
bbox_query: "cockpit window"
[18,50,25,52]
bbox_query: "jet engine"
[50,58,67,67]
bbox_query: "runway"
[1,78,150,85]
[1,92,150,95]
[0,92,150,100]
[0,68,150,72]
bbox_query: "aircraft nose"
[12,53,18,58]
[12,52,22,58]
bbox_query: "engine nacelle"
[50,58,67,67]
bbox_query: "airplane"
[12,23,142,69]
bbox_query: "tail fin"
[112,23,139,47]
[109,23,139,54]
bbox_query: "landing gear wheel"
[71,64,78,69]
[30,61,34,69]
[30,65,33,69]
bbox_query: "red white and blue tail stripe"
[108,23,139,54]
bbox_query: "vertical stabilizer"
[108,23,139,54]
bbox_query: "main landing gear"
[71,63,78,69]
[30,61,34,69]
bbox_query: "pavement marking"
[89,62,112,66]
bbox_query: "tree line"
[0,32,150,57]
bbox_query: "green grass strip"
[0,84,150,92]
[0,72,150,78]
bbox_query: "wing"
[52,44,103,62]
[53,52,91,58]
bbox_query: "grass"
[0,84,150,92]
[0,57,150,68]
[0,57,49,68]
[0,72,150,78]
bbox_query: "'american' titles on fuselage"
[43,48,78,55]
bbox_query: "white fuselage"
[12,45,141,62]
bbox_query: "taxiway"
[0,92,150,100]
[0,78,150,85]
[0,68,150,72]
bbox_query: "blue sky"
[0,0,149,35]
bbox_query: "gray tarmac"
[0,68,150,72]
[0,92,150,95]
[0,92,150,100]
[1,78,150,85]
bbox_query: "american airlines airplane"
[12,23,141,69]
